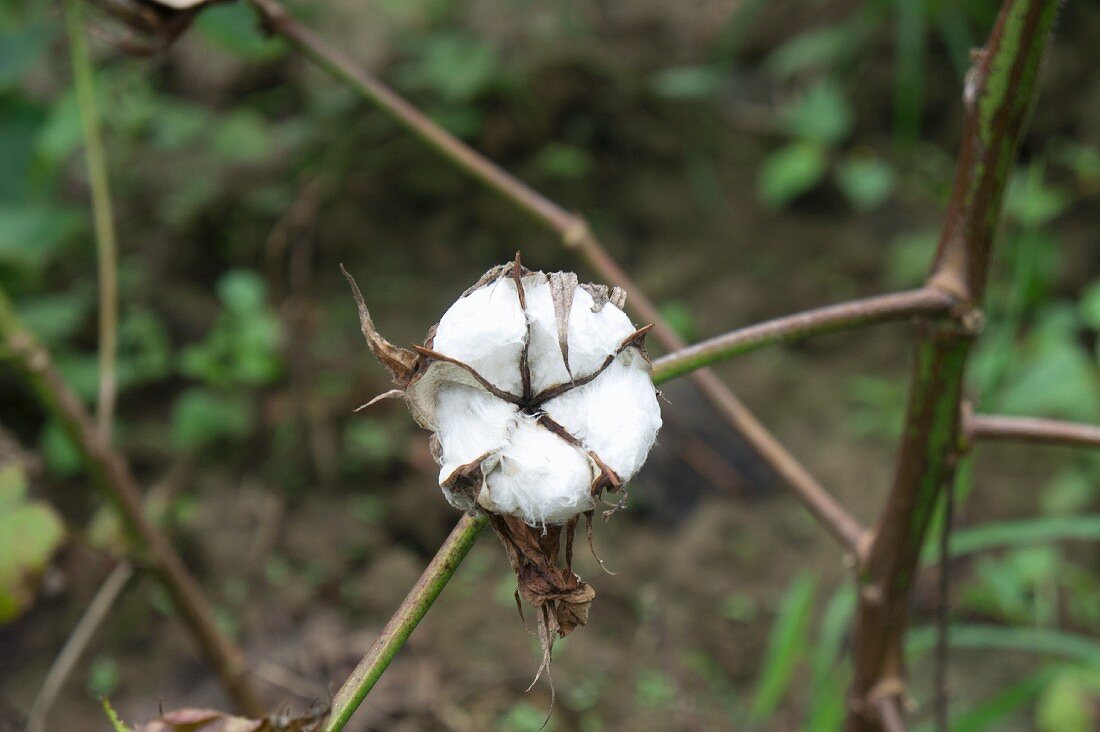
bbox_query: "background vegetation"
[0,0,1098,729]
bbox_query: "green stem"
[64,0,119,440]
[651,287,954,384]
[324,513,489,732]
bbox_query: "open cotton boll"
[432,277,526,395]
[543,348,661,482]
[478,416,596,525]
[434,384,518,493]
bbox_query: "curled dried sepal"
[340,264,419,386]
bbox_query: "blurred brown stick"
[965,412,1100,449]
[246,0,866,553]
[0,290,265,716]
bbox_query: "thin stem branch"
[246,0,864,555]
[0,290,264,716]
[965,413,1100,449]
[65,0,119,440]
[651,287,956,383]
[325,513,489,732]
[25,562,134,732]
[847,2,1059,730]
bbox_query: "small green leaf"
[171,388,254,451]
[0,465,65,623]
[835,156,895,211]
[751,573,815,720]
[196,3,287,60]
[87,655,120,698]
[533,143,594,180]
[1080,280,1100,331]
[650,65,725,99]
[781,80,853,145]
[757,142,828,209]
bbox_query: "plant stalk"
[846,1,1059,728]
[64,0,119,440]
[325,513,489,732]
[965,412,1100,449]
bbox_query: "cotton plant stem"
[25,562,134,732]
[0,290,265,717]
[965,413,1100,449]
[246,0,864,553]
[325,513,489,732]
[64,0,119,440]
[846,2,1059,729]
[651,287,956,383]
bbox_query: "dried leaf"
[132,705,325,731]
[340,265,419,386]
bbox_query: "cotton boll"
[432,278,526,395]
[565,287,636,378]
[478,416,595,525]
[435,383,518,486]
[543,348,661,482]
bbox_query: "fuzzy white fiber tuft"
[418,267,661,526]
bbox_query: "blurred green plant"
[0,463,65,623]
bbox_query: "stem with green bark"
[846,1,1059,729]
[324,513,489,732]
[64,0,119,440]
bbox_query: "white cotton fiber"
[564,287,635,378]
[520,275,575,393]
[435,384,518,487]
[478,416,596,525]
[542,348,661,482]
[432,278,526,395]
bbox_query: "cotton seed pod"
[344,256,662,677]
[345,259,662,528]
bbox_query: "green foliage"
[180,270,282,389]
[533,142,594,180]
[87,654,120,698]
[1036,667,1100,732]
[650,66,725,100]
[834,156,895,211]
[751,573,815,720]
[0,463,65,623]
[757,142,828,209]
[171,388,254,452]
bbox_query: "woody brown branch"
[0,294,265,716]
[965,412,1100,449]
[246,0,865,554]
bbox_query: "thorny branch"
[245,0,866,555]
[0,289,265,716]
[847,1,1060,729]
